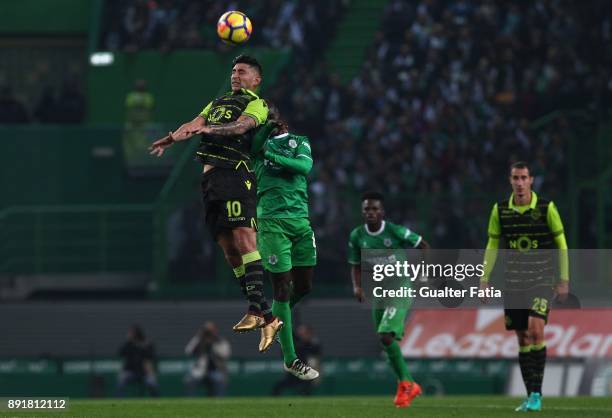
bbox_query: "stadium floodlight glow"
[90,52,114,66]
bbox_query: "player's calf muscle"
[271,272,291,301]
[291,267,313,295]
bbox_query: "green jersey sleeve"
[546,201,565,236]
[348,229,361,265]
[264,136,313,176]
[199,101,213,118]
[296,137,312,160]
[242,98,268,126]
[390,223,422,248]
[487,203,501,239]
[547,201,570,281]
[482,204,501,282]
[265,150,313,176]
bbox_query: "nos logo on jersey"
[509,236,538,252]
[384,238,392,247]
[208,106,233,123]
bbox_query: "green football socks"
[384,340,412,381]
[272,300,297,366]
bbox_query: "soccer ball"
[217,11,252,45]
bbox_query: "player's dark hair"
[510,161,530,175]
[267,101,280,121]
[266,101,289,134]
[233,55,262,76]
[361,191,385,203]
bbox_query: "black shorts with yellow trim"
[201,164,257,239]
[503,285,552,330]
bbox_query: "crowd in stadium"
[100,0,346,57]
[0,79,85,124]
[267,0,612,255]
[4,0,611,273]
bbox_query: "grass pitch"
[1,396,611,418]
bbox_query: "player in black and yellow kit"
[150,55,282,352]
[480,162,569,412]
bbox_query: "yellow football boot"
[233,313,265,332]
[258,317,284,352]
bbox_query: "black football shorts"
[503,285,552,330]
[201,165,257,239]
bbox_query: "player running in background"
[348,192,429,408]
[149,55,282,353]
[480,161,569,412]
[250,105,319,378]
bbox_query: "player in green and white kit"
[348,192,429,408]
[251,106,319,380]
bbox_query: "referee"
[480,161,569,412]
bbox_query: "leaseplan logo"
[401,309,513,358]
[401,309,612,358]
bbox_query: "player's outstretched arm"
[149,133,175,157]
[196,115,256,136]
[172,115,206,140]
[149,116,205,157]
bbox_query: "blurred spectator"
[168,191,217,283]
[123,79,157,169]
[0,86,29,124]
[30,78,86,124]
[116,325,159,397]
[272,324,322,396]
[184,321,231,397]
[54,78,86,124]
[125,79,155,126]
[34,86,58,123]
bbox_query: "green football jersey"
[254,132,313,219]
[348,221,422,265]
